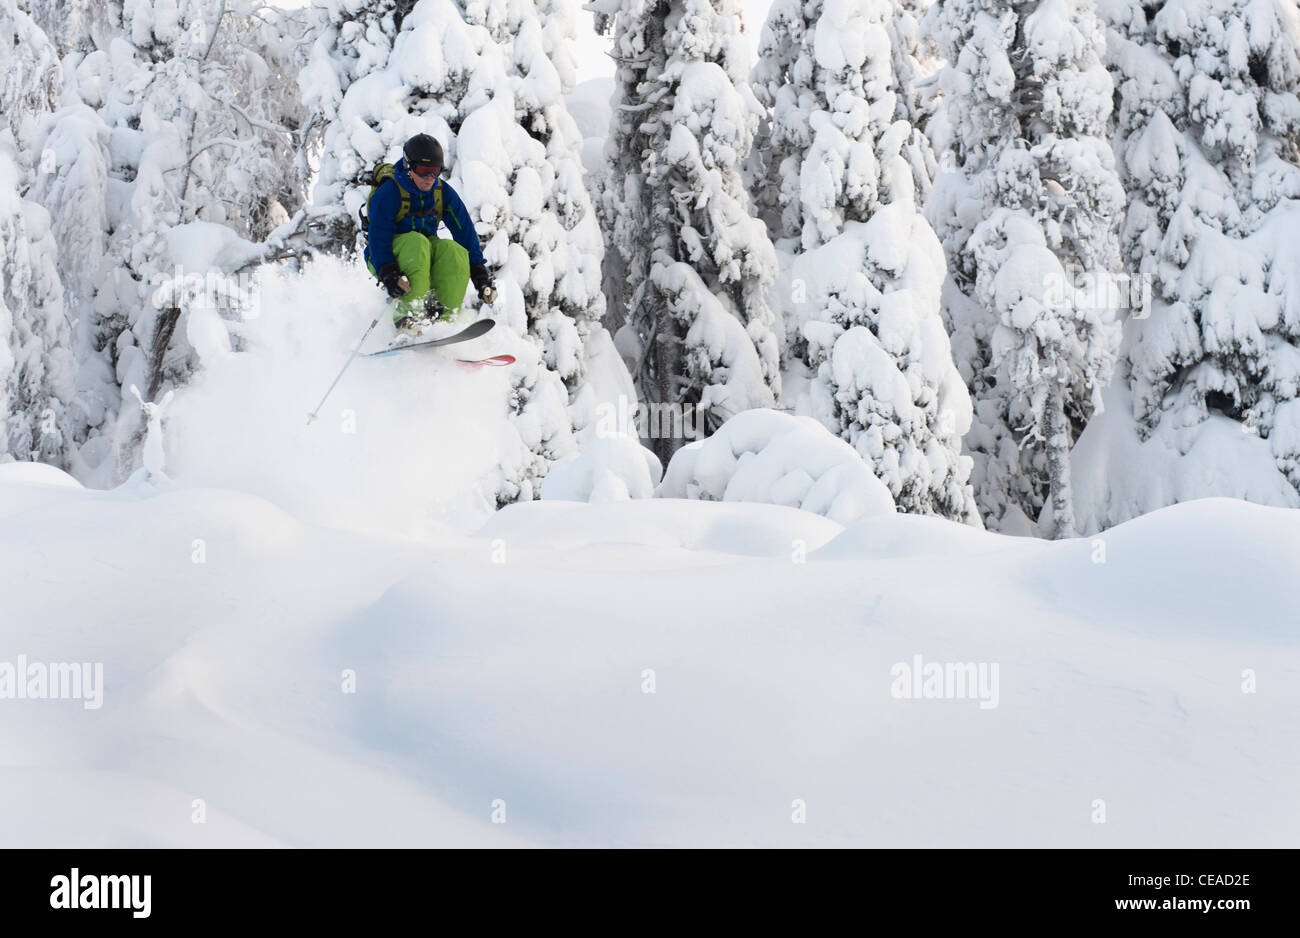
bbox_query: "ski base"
[365,317,495,358]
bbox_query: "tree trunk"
[1044,364,1076,539]
[146,307,182,402]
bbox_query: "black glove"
[470,263,495,301]
[377,261,406,299]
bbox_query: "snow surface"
[3,464,1297,846]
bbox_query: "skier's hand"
[470,263,495,303]
[377,262,408,299]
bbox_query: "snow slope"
[3,463,1297,846]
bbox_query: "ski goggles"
[410,163,441,179]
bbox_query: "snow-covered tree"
[455,92,588,505]
[19,0,311,483]
[889,0,942,202]
[747,0,805,236]
[25,0,112,57]
[605,0,781,463]
[1069,0,1300,530]
[477,0,610,395]
[588,0,655,346]
[751,0,978,523]
[0,152,75,467]
[1,0,59,150]
[891,0,940,130]
[0,0,73,467]
[799,211,980,523]
[524,0,637,439]
[927,0,1126,535]
[752,0,941,244]
[300,0,424,251]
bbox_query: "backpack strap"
[402,183,443,221]
[360,166,441,230]
[361,163,410,232]
[394,185,411,225]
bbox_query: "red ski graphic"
[456,355,516,369]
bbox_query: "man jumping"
[364,133,496,335]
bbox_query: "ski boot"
[414,295,461,340]
[424,294,455,323]
[393,314,426,339]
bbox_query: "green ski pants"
[369,232,471,322]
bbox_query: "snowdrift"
[2,468,1297,847]
[656,409,896,524]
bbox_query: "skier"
[364,133,497,335]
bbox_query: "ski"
[363,317,496,358]
[455,355,516,369]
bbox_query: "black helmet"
[403,133,444,171]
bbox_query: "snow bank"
[540,435,662,503]
[1070,381,1300,535]
[4,474,1297,847]
[0,461,83,488]
[482,496,842,558]
[657,408,896,524]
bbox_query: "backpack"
[358,163,443,233]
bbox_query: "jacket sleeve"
[366,182,399,271]
[440,181,487,267]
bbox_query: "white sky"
[573,1,773,83]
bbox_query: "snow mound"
[1027,497,1300,641]
[814,509,1011,562]
[477,496,844,559]
[1069,381,1300,534]
[540,435,662,503]
[0,461,83,489]
[657,409,896,524]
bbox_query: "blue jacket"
[364,158,486,270]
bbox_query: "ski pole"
[307,278,410,425]
[306,301,394,425]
